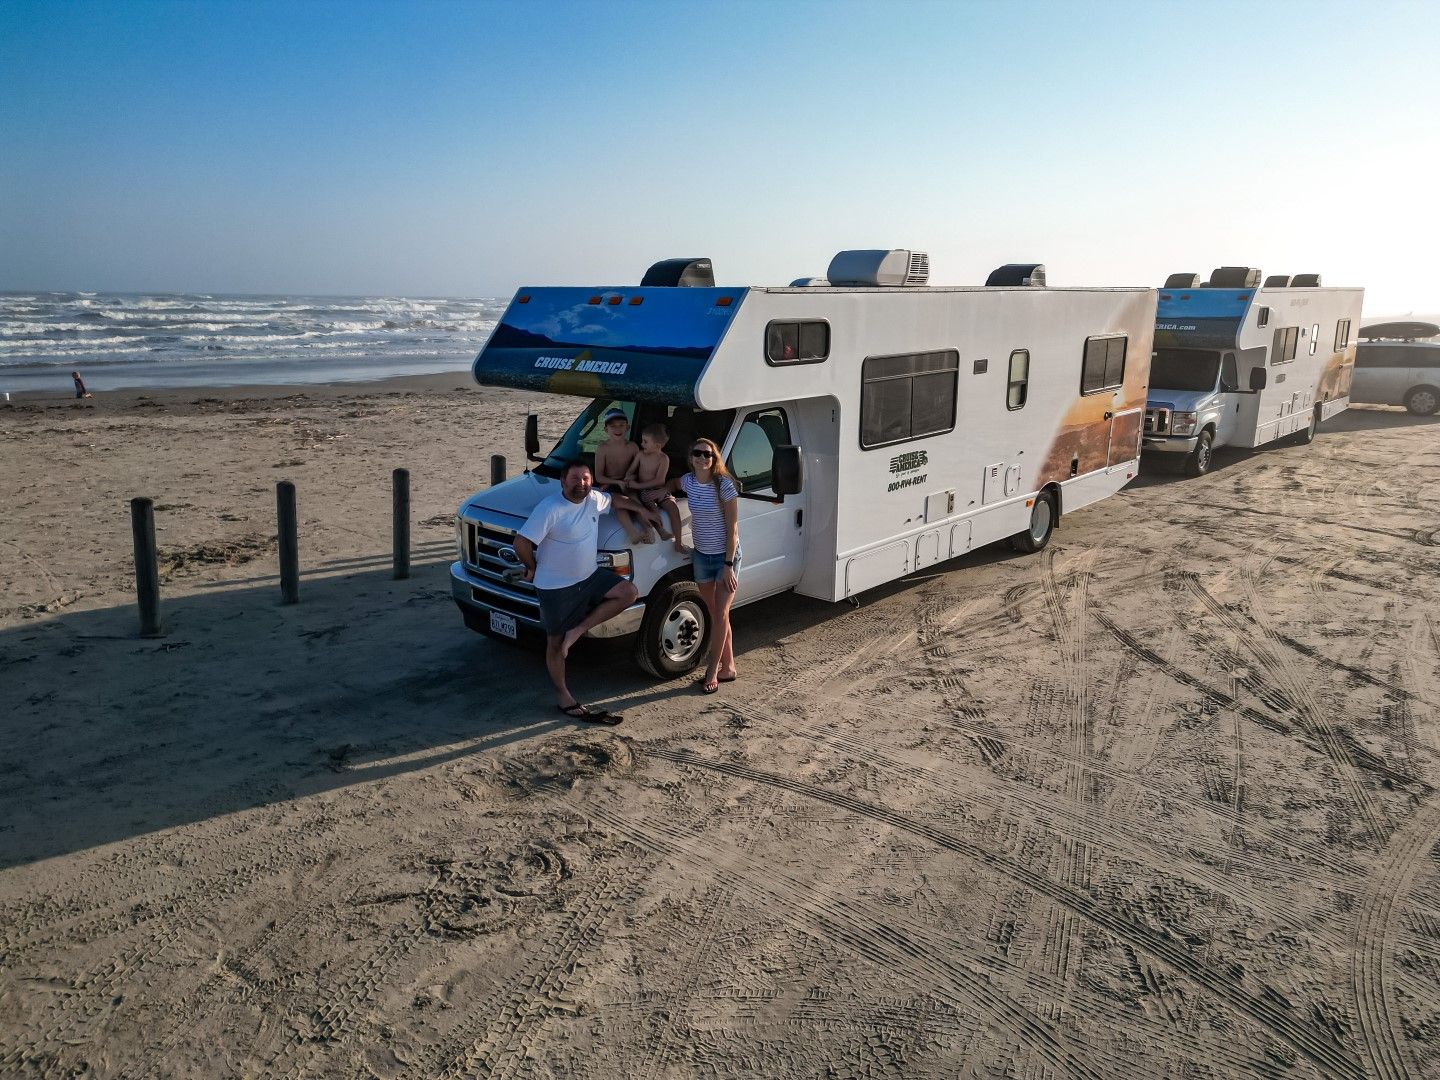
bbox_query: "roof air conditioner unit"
[789,277,830,287]
[826,249,928,287]
[1290,273,1322,287]
[641,258,714,287]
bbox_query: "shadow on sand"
[0,538,1016,870]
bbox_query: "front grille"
[461,513,540,619]
[1144,408,1171,435]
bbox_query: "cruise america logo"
[533,350,628,375]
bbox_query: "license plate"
[489,611,517,639]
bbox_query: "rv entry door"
[725,406,806,600]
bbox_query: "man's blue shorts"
[535,567,625,636]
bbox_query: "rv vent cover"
[1290,273,1322,287]
[1164,273,1202,289]
[986,263,1047,287]
[826,249,929,287]
[1207,266,1262,289]
[789,277,831,287]
[1264,275,1292,287]
[642,258,715,288]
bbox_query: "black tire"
[1183,429,1215,477]
[1008,490,1056,554]
[634,579,710,678]
[1405,386,1440,417]
[1294,406,1320,445]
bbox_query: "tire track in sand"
[1350,800,1440,1080]
[647,748,1367,1080]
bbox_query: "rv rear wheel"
[1183,430,1214,477]
[1295,407,1319,445]
[635,579,710,678]
[1009,491,1055,554]
[1405,386,1439,417]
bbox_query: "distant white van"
[1352,321,1440,416]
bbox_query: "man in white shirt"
[514,461,641,723]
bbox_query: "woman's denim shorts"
[692,548,740,584]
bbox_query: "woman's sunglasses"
[690,449,714,459]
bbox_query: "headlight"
[596,549,633,578]
[1170,411,1198,436]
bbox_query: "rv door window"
[1334,319,1351,351]
[1272,326,1299,364]
[766,320,830,365]
[1081,335,1127,395]
[728,408,792,493]
[860,349,959,449]
[1006,349,1030,410]
[1220,353,1239,393]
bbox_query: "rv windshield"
[1150,349,1221,393]
[539,399,636,478]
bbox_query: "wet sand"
[2,380,1438,1077]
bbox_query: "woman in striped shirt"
[678,437,740,693]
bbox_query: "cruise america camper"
[451,252,1157,676]
[1142,268,1364,475]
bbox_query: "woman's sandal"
[699,677,720,694]
[557,702,623,725]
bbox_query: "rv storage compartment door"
[845,541,909,598]
[949,521,973,559]
[915,530,943,571]
[1004,465,1022,498]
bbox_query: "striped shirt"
[680,473,737,555]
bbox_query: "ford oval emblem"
[497,546,521,566]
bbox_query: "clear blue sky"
[3,0,1437,313]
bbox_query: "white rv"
[452,252,1157,676]
[1142,268,1364,475]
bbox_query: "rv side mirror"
[1248,368,1267,392]
[525,413,543,461]
[772,445,803,497]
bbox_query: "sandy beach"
[2,378,1438,1078]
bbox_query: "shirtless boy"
[626,423,685,553]
[593,409,650,544]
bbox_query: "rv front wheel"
[635,579,710,678]
[1183,430,1214,477]
[1009,491,1055,554]
[1405,386,1439,417]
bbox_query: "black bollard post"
[277,480,299,604]
[490,454,506,488]
[130,497,163,638]
[392,468,410,580]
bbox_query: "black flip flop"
[557,703,623,725]
[699,679,720,694]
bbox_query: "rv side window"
[1272,326,1299,364]
[1257,306,1271,328]
[1309,323,1319,356]
[860,349,959,449]
[766,320,830,366]
[1334,319,1351,351]
[1080,336,1126,395]
[1006,349,1030,410]
[727,408,791,493]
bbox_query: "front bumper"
[1142,434,1199,455]
[449,561,644,639]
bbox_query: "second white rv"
[452,251,1157,676]
[1142,267,1364,475]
